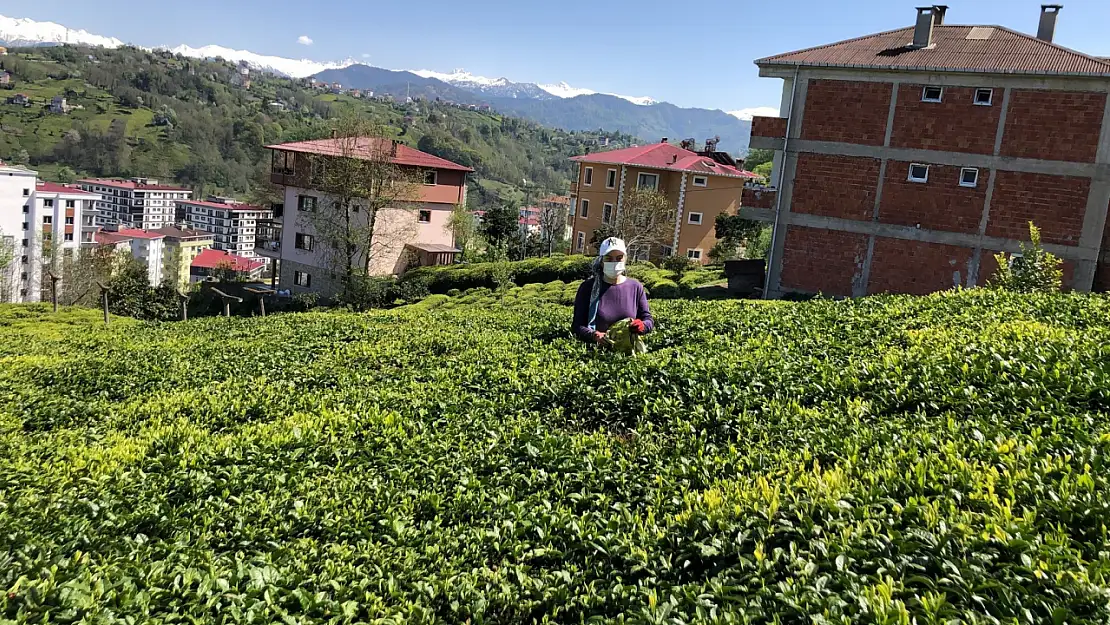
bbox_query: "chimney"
[932,5,948,25]
[671,154,678,164]
[913,7,936,48]
[391,139,400,157]
[1037,4,1063,43]
[661,137,668,143]
[331,129,338,139]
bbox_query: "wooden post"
[211,288,244,319]
[47,271,60,313]
[178,292,189,321]
[97,281,110,325]
[244,286,275,318]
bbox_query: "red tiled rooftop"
[572,143,760,179]
[79,178,193,192]
[266,137,475,172]
[94,231,133,245]
[36,182,98,197]
[151,225,213,239]
[116,228,165,240]
[178,199,266,212]
[757,25,1110,76]
[191,248,265,272]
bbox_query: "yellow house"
[153,226,214,290]
[569,140,759,263]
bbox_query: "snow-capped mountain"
[409,69,554,100]
[728,107,780,121]
[0,14,123,48]
[166,44,354,78]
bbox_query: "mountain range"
[0,13,769,152]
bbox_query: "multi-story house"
[263,137,472,296]
[748,5,1110,297]
[152,226,215,290]
[570,141,758,263]
[0,163,39,302]
[79,178,193,230]
[176,197,271,261]
[189,248,265,283]
[94,228,166,285]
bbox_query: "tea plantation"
[3,290,1110,623]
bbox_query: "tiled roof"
[178,199,265,212]
[191,248,265,272]
[152,225,213,239]
[572,143,760,179]
[266,137,475,172]
[36,182,98,197]
[94,231,133,245]
[756,25,1110,76]
[79,178,193,191]
[115,228,165,240]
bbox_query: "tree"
[753,161,772,182]
[537,200,568,257]
[482,202,520,249]
[299,114,422,302]
[744,148,774,171]
[713,214,765,262]
[447,204,481,260]
[0,235,17,303]
[602,187,674,256]
[989,222,1063,293]
[55,166,77,184]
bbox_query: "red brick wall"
[742,187,776,209]
[780,225,868,296]
[751,116,787,139]
[980,250,1077,290]
[889,85,1001,154]
[801,80,892,146]
[877,161,987,234]
[986,171,1088,245]
[1000,90,1106,163]
[792,153,881,221]
[867,238,973,295]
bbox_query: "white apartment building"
[176,198,272,261]
[79,178,193,230]
[0,164,97,303]
[94,228,166,285]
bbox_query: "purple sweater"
[572,278,654,342]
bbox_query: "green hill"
[0,46,639,208]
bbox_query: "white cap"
[599,237,627,257]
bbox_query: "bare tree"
[0,235,17,303]
[299,115,423,299]
[592,188,674,258]
[39,233,118,307]
[537,200,568,257]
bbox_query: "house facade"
[78,178,193,230]
[263,137,472,296]
[152,226,215,290]
[748,5,1110,297]
[570,142,758,263]
[189,248,265,283]
[176,198,271,261]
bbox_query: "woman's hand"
[630,319,646,335]
[593,331,613,346]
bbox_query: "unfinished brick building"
[748,5,1110,296]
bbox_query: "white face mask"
[603,261,625,279]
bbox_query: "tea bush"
[4,290,1110,623]
[402,255,594,293]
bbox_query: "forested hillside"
[0,46,638,207]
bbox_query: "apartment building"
[152,226,215,290]
[176,198,271,261]
[0,164,38,302]
[78,178,193,230]
[748,5,1110,297]
[570,141,758,263]
[95,228,166,285]
[264,137,472,296]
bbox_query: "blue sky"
[12,0,1110,113]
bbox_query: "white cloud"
[728,106,779,121]
[297,35,314,46]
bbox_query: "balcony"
[254,222,282,259]
[749,116,789,151]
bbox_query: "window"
[602,203,614,224]
[295,233,314,251]
[606,169,617,188]
[580,199,590,218]
[20,255,27,264]
[64,233,73,242]
[660,245,673,257]
[294,271,312,287]
[44,199,54,208]
[908,163,930,183]
[584,167,593,186]
[922,86,943,102]
[692,176,708,187]
[43,216,52,224]
[687,249,703,261]
[65,200,75,208]
[21,239,27,247]
[960,168,979,188]
[687,212,703,225]
[637,173,659,190]
[65,216,74,225]
[22,205,28,214]
[22,188,29,197]
[297,195,318,212]
[576,231,586,253]
[974,88,993,106]
[418,210,432,223]
[424,170,437,185]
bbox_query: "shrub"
[990,222,1063,293]
[402,256,593,294]
[447,288,462,298]
[648,278,681,299]
[661,255,696,275]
